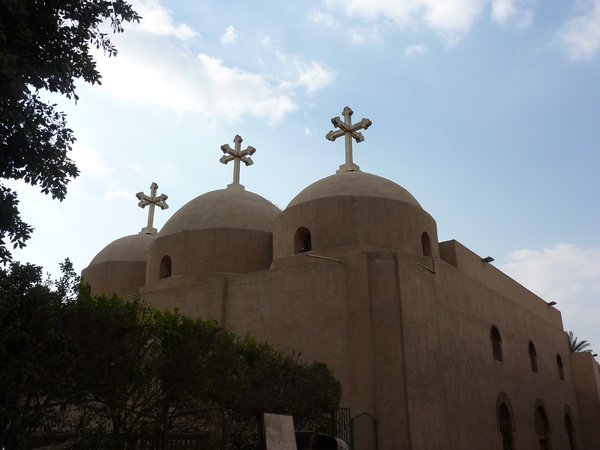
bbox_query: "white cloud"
[422,0,484,42]
[131,0,197,40]
[348,26,383,44]
[308,10,382,44]
[502,243,600,301]
[319,0,536,43]
[93,11,334,125]
[516,9,534,29]
[560,0,600,61]
[491,0,516,25]
[491,0,535,29]
[404,43,428,56]
[71,143,112,177]
[104,187,133,202]
[500,243,600,351]
[94,43,308,123]
[304,127,315,137]
[323,0,484,43]
[221,25,237,46]
[292,60,336,93]
[308,10,339,28]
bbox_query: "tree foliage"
[0,262,341,449]
[566,330,592,353]
[0,0,140,262]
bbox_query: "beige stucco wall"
[430,256,581,450]
[82,260,147,298]
[145,228,273,284]
[140,242,594,450]
[571,351,600,450]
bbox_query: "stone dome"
[145,186,281,283]
[288,171,421,209]
[160,187,280,235]
[83,233,156,297]
[273,170,437,261]
[88,233,156,265]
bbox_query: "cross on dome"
[220,134,256,189]
[136,182,169,235]
[326,106,372,173]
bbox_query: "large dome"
[273,170,437,261]
[161,187,280,235]
[288,171,421,208]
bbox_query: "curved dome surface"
[288,171,421,209]
[89,233,156,265]
[160,187,280,235]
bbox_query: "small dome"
[89,233,156,265]
[161,187,280,235]
[84,233,156,298]
[288,171,421,209]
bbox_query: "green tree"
[0,262,66,449]
[61,295,161,447]
[566,330,592,353]
[0,261,341,448]
[0,0,140,262]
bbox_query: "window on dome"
[294,227,312,254]
[421,232,432,257]
[160,255,172,279]
[491,326,503,361]
[529,341,538,373]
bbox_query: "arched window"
[557,354,564,381]
[294,227,312,254]
[565,407,576,450]
[421,232,432,257]
[159,255,172,279]
[498,403,515,450]
[491,326,503,361]
[535,404,551,450]
[529,341,538,373]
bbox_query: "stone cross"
[220,134,255,189]
[136,182,169,235]
[326,106,372,173]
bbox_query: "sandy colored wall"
[142,256,355,409]
[82,260,146,298]
[142,250,414,450]
[571,351,600,450]
[427,254,583,450]
[439,240,564,326]
[145,228,273,283]
[141,245,593,450]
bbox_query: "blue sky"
[10,0,600,352]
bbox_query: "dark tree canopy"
[0,0,140,262]
[0,261,341,449]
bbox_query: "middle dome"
[273,170,438,260]
[146,187,280,284]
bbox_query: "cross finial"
[220,134,256,190]
[136,182,169,234]
[326,106,372,173]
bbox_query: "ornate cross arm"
[326,106,372,173]
[136,182,169,235]
[220,134,256,189]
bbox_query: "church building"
[82,107,600,450]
